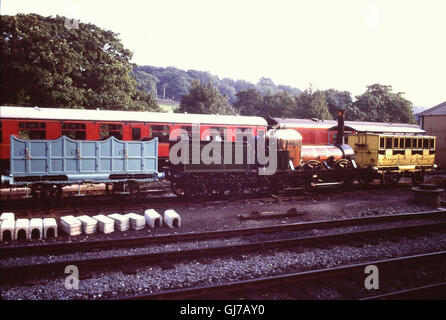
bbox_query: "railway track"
[2,215,446,287]
[114,251,446,300]
[0,181,425,218]
[1,209,446,258]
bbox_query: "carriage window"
[379,137,385,149]
[18,122,46,139]
[417,138,422,149]
[405,138,412,148]
[100,124,123,140]
[132,127,141,140]
[236,127,253,142]
[62,123,86,140]
[399,138,404,149]
[150,125,170,143]
[429,139,435,149]
[209,127,227,141]
[180,126,192,139]
[393,138,399,149]
[385,137,392,149]
[423,139,429,149]
[412,138,417,149]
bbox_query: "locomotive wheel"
[411,171,424,186]
[303,161,323,171]
[334,159,353,168]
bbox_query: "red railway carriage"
[0,106,267,172]
[268,117,425,145]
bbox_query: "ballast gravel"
[2,232,446,300]
[1,217,444,268]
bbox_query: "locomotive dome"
[266,128,302,148]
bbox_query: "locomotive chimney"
[336,106,347,145]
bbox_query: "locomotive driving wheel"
[303,161,323,171]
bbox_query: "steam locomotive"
[0,106,436,201]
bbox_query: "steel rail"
[114,251,446,300]
[2,221,446,286]
[1,209,445,258]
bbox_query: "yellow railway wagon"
[348,133,437,185]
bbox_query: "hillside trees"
[0,14,159,111]
[177,80,235,115]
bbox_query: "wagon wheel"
[127,181,140,200]
[303,161,323,171]
[384,172,401,186]
[359,177,373,186]
[171,181,186,198]
[270,175,287,197]
[228,176,243,199]
[411,171,424,186]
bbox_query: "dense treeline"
[134,66,415,123]
[0,14,159,111]
[1,14,415,124]
[132,65,302,105]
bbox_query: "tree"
[131,70,159,97]
[0,14,159,111]
[295,86,332,120]
[261,91,297,118]
[177,80,235,115]
[353,84,415,123]
[234,88,263,116]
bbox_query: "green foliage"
[353,84,415,123]
[234,88,263,116]
[0,13,159,111]
[295,87,332,120]
[132,65,301,105]
[177,80,235,115]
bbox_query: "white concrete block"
[144,209,162,228]
[164,209,181,228]
[43,218,58,238]
[108,213,130,231]
[29,218,43,239]
[0,212,15,222]
[124,213,145,230]
[60,215,82,236]
[93,214,115,234]
[1,218,15,241]
[77,215,98,234]
[15,218,30,240]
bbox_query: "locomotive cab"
[266,128,302,170]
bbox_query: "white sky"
[2,0,446,107]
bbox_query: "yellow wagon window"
[429,139,435,149]
[399,138,404,149]
[412,138,417,149]
[417,138,422,149]
[423,139,428,149]
[405,138,411,148]
[379,138,385,149]
[386,138,392,149]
